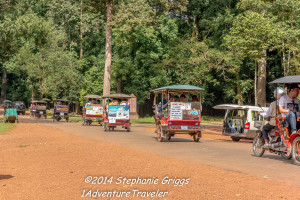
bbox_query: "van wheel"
[231,137,240,142]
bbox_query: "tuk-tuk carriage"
[102,93,131,131]
[53,99,69,122]
[82,95,103,126]
[14,101,26,115]
[30,101,47,119]
[3,100,18,123]
[252,75,300,165]
[150,85,204,142]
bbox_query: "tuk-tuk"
[102,93,131,131]
[151,85,204,142]
[30,101,47,119]
[3,100,18,123]
[213,104,268,142]
[53,99,69,122]
[252,75,300,165]
[14,101,26,115]
[82,95,103,126]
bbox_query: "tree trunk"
[294,50,299,74]
[254,61,257,106]
[236,72,243,105]
[31,87,35,101]
[287,45,291,75]
[282,42,286,76]
[117,78,122,93]
[80,0,83,59]
[0,69,7,103]
[257,50,267,107]
[75,103,80,114]
[103,0,113,96]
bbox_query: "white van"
[213,104,268,142]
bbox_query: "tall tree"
[103,0,112,96]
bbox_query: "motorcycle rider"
[279,83,300,135]
[262,87,286,147]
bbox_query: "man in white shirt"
[279,84,300,134]
[262,88,286,146]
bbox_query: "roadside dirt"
[0,123,299,200]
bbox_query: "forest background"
[0,0,299,116]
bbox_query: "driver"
[279,84,300,135]
[262,87,286,147]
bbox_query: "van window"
[225,109,247,133]
[252,111,264,121]
[227,109,247,119]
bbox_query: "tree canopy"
[0,0,299,115]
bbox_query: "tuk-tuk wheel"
[127,127,131,132]
[193,134,200,142]
[252,132,265,157]
[157,124,164,142]
[292,137,300,166]
[280,151,292,160]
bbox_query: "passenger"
[85,98,92,108]
[91,98,96,104]
[262,87,286,147]
[180,94,186,102]
[161,93,168,111]
[169,96,175,102]
[279,84,300,135]
[192,95,199,102]
[97,100,101,104]
[111,98,119,105]
[174,95,179,102]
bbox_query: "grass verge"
[0,120,16,134]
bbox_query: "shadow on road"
[251,154,294,165]
[0,175,14,180]
[151,137,198,143]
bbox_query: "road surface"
[21,115,300,187]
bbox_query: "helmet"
[274,87,286,99]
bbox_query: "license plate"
[60,112,64,116]
[39,111,43,114]
[181,126,188,130]
[109,118,116,123]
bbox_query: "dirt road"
[34,118,300,187]
[1,115,300,199]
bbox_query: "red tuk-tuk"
[82,95,104,126]
[151,85,204,142]
[103,93,131,132]
[253,75,300,165]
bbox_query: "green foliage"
[0,0,300,115]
